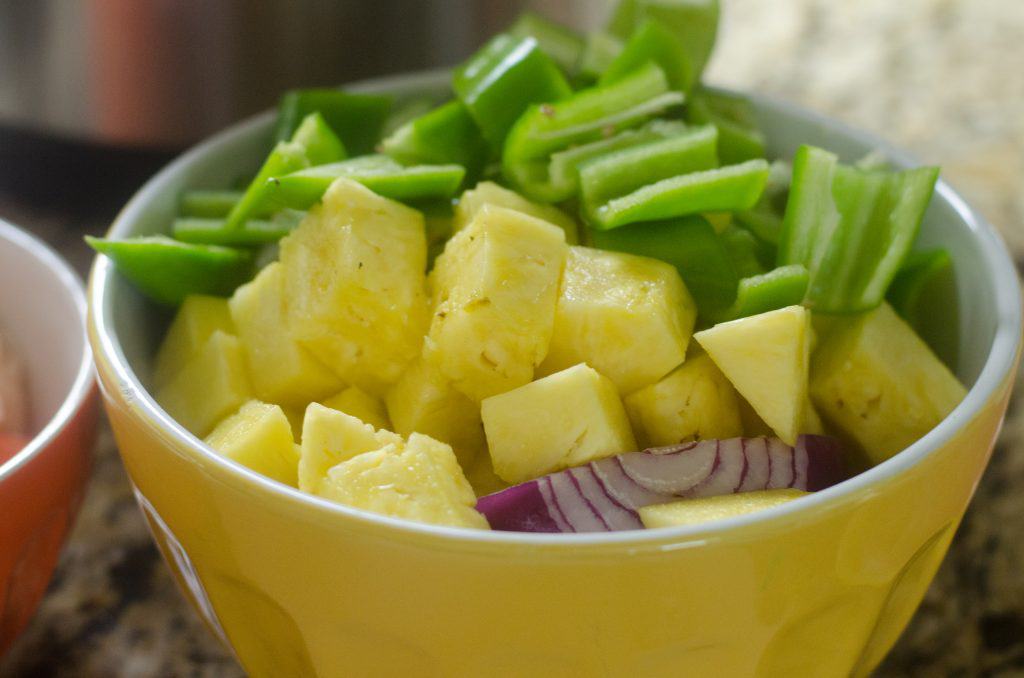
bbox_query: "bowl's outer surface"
[0,220,99,655]
[88,72,1021,678]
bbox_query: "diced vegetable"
[380,100,488,176]
[607,0,720,81]
[86,236,253,307]
[686,89,766,164]
[601,19,693,92]
[639,489,808,529]
[734,159,791,246]
[274,88,392,155]
[172,211,303,247]
[476,435,844,532]
[205,400,300,486]
[887,248,959,368]
[152,295,234,389]
[508,12,585,74]
[778,144,940,313]
[710,265,810,323]
[576,31,624,82]
[720,224,768,279]
[381,97,436,137]
[0,333,29,437]
[179,189,246,218]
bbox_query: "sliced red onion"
[476,435,846,533]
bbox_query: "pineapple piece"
[298,403,401,493]
[538,246,696,394]
[318,433,489,529]
[425,205,567,402]
[639,489,808,529]
[321,386,391,432]
[280,178,428,395]
[810,302,966,464]
[465,453,509,497]
[624,353,742,448]
[453,181,579,244]
[738,397,773,437]
[384,358,484,468]
[481,363,636,484]
[802,398,825,435]
[156,331,252,437]
[152,294,233,389]
[205,400,300,486]
[694,305,811,445]
[229,263,342,406]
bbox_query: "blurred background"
[1,0,1022,675]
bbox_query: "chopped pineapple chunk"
[298,403,401,493]
[481,363,636,484]
[695,305,811,445]
[229,263,342,406]
[205,400,300,486]
[317,433,489,529]
[425,205,567,402]
[280,178,428,395]
[538,246,696,394]
[810,302,966,464]
[465,453,509,497]
[453,181,579,244]
[385,357,485,468]
[156,330,252,437]
[152,294,234,389]
[321,386,391,432]
[624,353,742,448]
[639,489,808,529]
[802,398,826,435]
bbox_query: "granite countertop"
[2,1,1023,675]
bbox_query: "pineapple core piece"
[205,400,300,486]
[321,386,391,432]
[538,246,696,395]
[453,181,579,244]
[229,263,342,406]
[156,330,252,437]
[152,294,234,389]
[481,363,637,484]
[318,433,489,529]
[425,205,567,402]
[624,353,743,448]
[639,489,808,529]
[298,403,401,493]
[694,305,811,445]
[280,178,428,395]
[385,358,485,469]
[810,302,966,464]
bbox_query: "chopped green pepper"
[710,265,810,323]
[381,97,437,137]
[380,101,488,176]
[686,89,766,164]
[734,159,791,246]
[453,33,572,147]
[576,32,624,83]
[887,248,959,367]
[274,89,392,155]
[601,19,693,92]
[720,224,768,279]
[607,0,720,82]
[172,211,304,247]
[778,144,939,313]
[587,158,769,229]
[180,190,245,219]
[87,236,253,306]
[508,12,585,75]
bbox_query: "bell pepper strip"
[607,0,720,82]
[576,32,624,83]
[720,224,768,279]
[508,12,585,75]
[381,97,437,137]
[172,211,304,247]
[180,190,246,219]
[587,158,769,230]
[288,111,348,166]
[86,236,253,307]
[380,101,488,177]
[266,155,465,209]
[578,124,718,208]
[453,33,572,148]
[887,248,959,367]
[589,215,738,317]
[778,144,939,313]
[734,159,791,246]
[686,89,766,164]
[274,88,392,155]
[600,19,693,92]
[710,265,809,323]
[502,62,685,201]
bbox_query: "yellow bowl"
[87,72,1021,677]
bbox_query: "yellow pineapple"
[425,205,567,402]
[205,400,300,486]
[152,294,234,389]
[481,363,637,484]
[321,386,391,432]
[453,181,579,244]
[298,403,401,493]
[465,452,509,497]
[624,353,743,448]
[280,178,428,395]
[538,246,696,394]
[639,489,808,529]
[810,302,966,464]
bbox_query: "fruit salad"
[0,331,30,463]
[90,2,966,533]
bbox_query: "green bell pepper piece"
[734,159,790,247]
[588,158,770,230]
[579,124,718,208]
[380,101,488,176]
[179,190,246,219]
[686,90,766,164]
[274,89,392,156]
[778,145,939,313]
[453,33,572,147]
[601,19,693,92]
[382,97,437,137]
[86,236,253,307]
[608,0,720,81]
[887,248,959,368]
[589,215,738,317]
[508,12,585,75]
[266,155,465,209]
[576,32,624,83]
[710,265,810,323]
[172,210,304,247]
[288,111,348,166]
[721,224,768,279]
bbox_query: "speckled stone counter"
[2,1,1023,675]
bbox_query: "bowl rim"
[88,69,1022,548]
[0,218,95,483]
